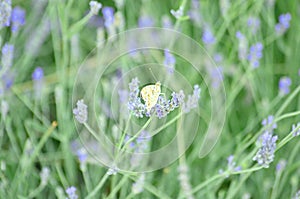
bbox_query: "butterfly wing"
[141,84,161,112]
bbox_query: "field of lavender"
[1,0,300,198]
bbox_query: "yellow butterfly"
[140,82,161,112]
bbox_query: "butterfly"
[140,82,161,113]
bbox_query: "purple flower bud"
[292,123,300,137]
[138,15,154,28]
[161,15,173,29]
[247,42,263,68]
[32,67,44,81]
[261,115,277,130]
[11,6,25,32]
[275,13,291,34]
[276,159,286,172]
[247,17,260,34]
[163,49,176,74]
[279,76,291,96]
[118,89,128,103]
[102,7,114,27]
[76,148,88,163]
[202,27,215,45]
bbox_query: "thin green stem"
[86,172,110,199]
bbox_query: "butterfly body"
[141,82,161,112]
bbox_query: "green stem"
[128,176,172,199]
[275,85,300,117]
[118,114,132,150]
[86,172,110,199]
[68,12,93,38]
[106,176,129,199]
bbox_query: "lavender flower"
[127,78,200,118]
[202,27,215,45]
[66,186,78,199]
[32,67,44,99]
[262,115,277,131]
[170,90,185,109]
[182,85,200,113]
[170,6,184,19]
[102,7,114,27]
[227,155,241,172]
[138,15,154,28]
[188,0,201,25]
[129,130,152,167]
[0,0,12,27]
[236,31,248,61]
[1,71,14,91]
[132,174,145,194]
[214,53,223,63]
[11,6,25,32]
[89,1,102,15]
[154,96,170,119]
[73,99,88,123]
[219,155,241,177]
[279,76,291,96]
[154,90,185,119]
[163,49,176,74]
[247,17,260,34]
[118,89,128,103]
[275,13,291,34]
[247,42,263,68]
[1,44,14,69]
[210,67,223,88]
[292,123,300,137]
[161,15,173,29]
[253,131,278,168]
[127,78,146,118]
[76,148,88,164]
[32,67,44,81]
[276,159,286,173]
